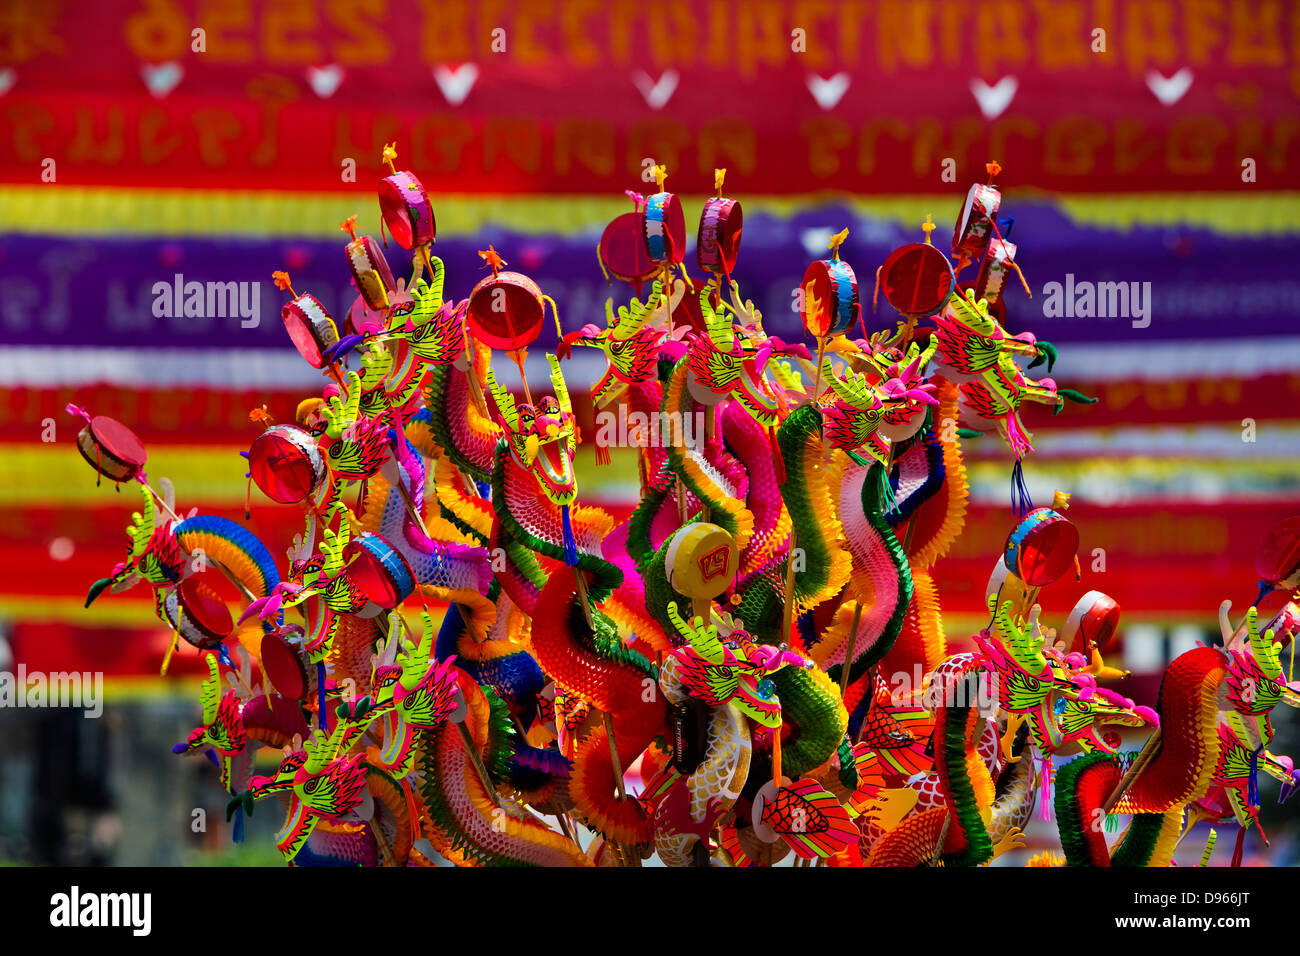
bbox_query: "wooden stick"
[455,721,502,809]
[602,711,627,801]
[782,527,799,643]
[1102,729,1162,814]
[839,601,863,699]
[572,567,595,631]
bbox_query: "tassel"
[1011,459,1033,517]
[1037,755,1053,821]
[561,504,579,567]
[1104,812,1119,833]
[1249,747,1262,808]
[217,644,234,669]
[1253,579,1273,608]
[875,462,898,518]
[244,472,253,521]
[317,660,328,730]
[232,805,245,844]
[595,441,612,467]
[1230,825,1246,867]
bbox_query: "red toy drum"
[1003,508,1079,587]
[600,213,658,287]
[1257,515,1300,591]
[346,234,396,311]
[248,425,325,505]
[75,415,148,483]
[260,624,312,700]
[378,170,435,250]
[800,258,859,338]
[344,532,417,609]
[952,183,1001,261]
[642,192,686,265]
[468,271,546,351]
[878,243,956,319]
[281,294,339,369]
[167,576,235,650]
[1062,590,1121,656]
[697,197,743,276]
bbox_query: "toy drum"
[1003,508,1078,588]
[975,238,1017,304]
[642,192,686,265]
[166,576,235,650]
[878,243,956,319]
[1062,590,1121,656]
[378,170,435,251]
[599,212,657,287]
[1256,515,1300,591]
[952,183,1001,261]
[468,271,546,351]
[1263,602,1300,649]
[697,197,743,276]
[260,624,312,701]
[346,234,396,311]
[345,532,417,609]
[248,425,325,505]
[665,523,738,602]
[800,258,859,338]
[75,415,148,483]
[281,294,339,369]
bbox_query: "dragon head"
[85,482,186,606]
[666,602,812,728]
[487,354,578,506]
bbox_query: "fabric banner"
[4,201,1298,358]
[2,0,1299,192]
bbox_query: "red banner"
[2,0,1298,192]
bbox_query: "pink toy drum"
[75,415,148,483]
[468,270,546,351]
[248,425,326,505]
[346,234,396,311]
[800,258,859,338]
[697,197,743,276]
[878,243,956,319]
[1003,507,1079,588]
[642,192,686,265]
[975,238,1017,304]
[1263,602,1300,650]
[344,532,417,610]
[260,624,312,701]
[599,212,658,287]
[952,183,1001,261]
[281,294,339,369]
[378,170,435,250]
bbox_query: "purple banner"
[2,202,1296,354]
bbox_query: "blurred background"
[0,0,1298,865]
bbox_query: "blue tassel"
[1011,460,1033,517]
[561,504,579,567]
[217,644,234,669]
[1253,579,1273,608]
[317,660,328,730]
[232,805,245,844]
[1249,748,1261,808]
